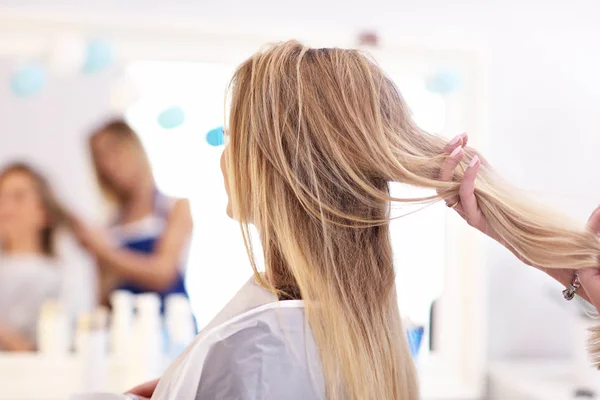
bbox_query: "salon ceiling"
[0,0,599,33]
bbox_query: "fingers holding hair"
[439,133,483,228]
[439,133,468,208]
[442,132,468,154]
[459,155,484,225]
[586,205,600,235]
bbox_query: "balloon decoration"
[206,127,225,147]
[82,39,114,74]
[7,36,114,98]
[425,69,462,95]
[10,64,47,98]
[157,107,186,129]
[109,76,141,112]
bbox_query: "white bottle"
[165,294,196,362]
[132,293,163,383]
[76,308,109,393]
[109,291,134,359]
[74,313,91,355]
[37,300,70,355]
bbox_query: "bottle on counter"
[37,299,70,355]
[132,293,163,383]
[164,294,196,362]
[109,290,134,359]
[74,313,92,355]
[76,307,109,393]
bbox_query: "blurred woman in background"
[0,163,68,351]
[73,119,193,307]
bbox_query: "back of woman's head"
[226,41,600,399]
[227,41,421,400]
[0,163,68,257]
[89,119,153,205]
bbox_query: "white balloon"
[109,76,141,112]
[47,34,87,77]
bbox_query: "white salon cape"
[152,278,326,400]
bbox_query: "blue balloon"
[426,69,462,95]
[11,64,46,98]
[406,326,424,358]
[206,127,225,147]
[158,107,186,129]
[82,39,113,74]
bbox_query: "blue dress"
[112,192,189,308]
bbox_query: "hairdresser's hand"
[126,378,159,400]
[439,134,529,259]
[578,207,600,311]
[438,133,491,237]
[440,136,599,304]
[440,133,559,256]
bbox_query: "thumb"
[587,205,600,235]
[579,268,600,309]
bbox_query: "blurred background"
[0,1,599,399]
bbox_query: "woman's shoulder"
[166,197,191,214]
[194,301,309,374]
[152,192,190,218]
[163,197,192,227]
[159,301,323,400]
[195,303,323,399]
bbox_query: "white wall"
[2,0,600,359]
[484,27,600,359]
[0,60,112,219]
[0,58,114,315]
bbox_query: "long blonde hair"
[89,119,155,303]
[225,41,599,400]
[89,119,153,206]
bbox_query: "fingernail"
[449,135,462,146]
[450,145,462,157]
[469,155,480,167]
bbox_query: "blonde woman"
[128,42,600,400]
[73,120,193,308]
